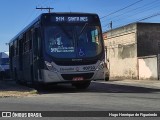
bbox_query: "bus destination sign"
[52,16,89,23]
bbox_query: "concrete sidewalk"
[98,79,160,89]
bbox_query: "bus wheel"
[72,81,91,89]
[105,76,109,81]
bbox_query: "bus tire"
[72,81,91,89]
[105,76,109,81]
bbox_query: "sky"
[0,0,160,52]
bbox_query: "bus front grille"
[61,73,94,80]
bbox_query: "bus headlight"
[45,61,58,72]
[96,61,107,71]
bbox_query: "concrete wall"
[104,24,138,79]
[137,23,160,57]
[138,56,157,80]
[104,23,160,80]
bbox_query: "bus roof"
[9,12,99,44]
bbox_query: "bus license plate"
[73,77,84,81]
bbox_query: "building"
[103,22,160,80]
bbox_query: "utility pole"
[110,21,112,30]
[36,7,54,13]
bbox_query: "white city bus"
[9,13,107,89]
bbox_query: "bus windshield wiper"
[59,25,73,39]
[78,23,88,37]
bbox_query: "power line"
[113,3,160,24]
[100,0,144,19]
[102,0,159,23]
[113,11,160,30]
[138,12,160,22]
[101,0,160,28]
[102,0,160,30]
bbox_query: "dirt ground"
[0,79,37,97]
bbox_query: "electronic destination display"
[51,16,95,23]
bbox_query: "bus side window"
[19,38,23,71]
[33,28,40,57]
[29,30,32,50]
[9,44,14,71]
[16,40,19,55]
[14,41,17,56]
[23,34,26,53]
[24,32,30,53]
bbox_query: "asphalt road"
[0,81,160,119]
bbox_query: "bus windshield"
[45,25,102,58]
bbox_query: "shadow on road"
[0,80,35,92]
[37,81,160,94]
[1,79,160,95]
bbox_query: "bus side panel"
[22,52,32,83]
[12,56,17,80]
